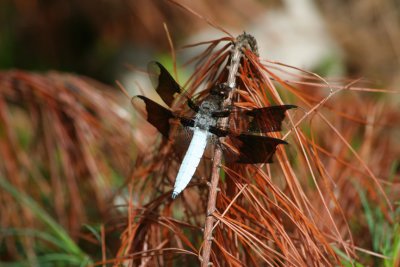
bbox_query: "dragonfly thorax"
[194,97,221,130]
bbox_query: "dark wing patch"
[227,105,296,134]
[135,95,174,138]
[245,105,297,132]
[147,61,181,107]
[180,117,195,128]
[224,134,287,163]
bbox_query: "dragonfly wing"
[147,61,182,108]
[227,105,297,133]
[134,95,174,138]
[223,134,287,163]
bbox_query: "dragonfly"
[134,62,296,199]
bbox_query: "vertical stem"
[201,146,223,266]
[201,33,258,267]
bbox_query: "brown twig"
[201,33,259,267]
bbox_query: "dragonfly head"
[210,84,230,98]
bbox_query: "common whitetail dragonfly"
[134,62,296,199]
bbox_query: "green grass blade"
[0,176,89,262]
[0,228,66,250]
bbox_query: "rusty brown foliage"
[113,34,399,266]
[0,36,397,267]
[1,1,399,265]
[0,71,132,260]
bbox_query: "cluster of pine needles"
[0,34,399,266]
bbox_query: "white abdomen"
[172,128,208,198]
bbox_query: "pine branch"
[201,33,259,267]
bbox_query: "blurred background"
[1,0,399,87]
